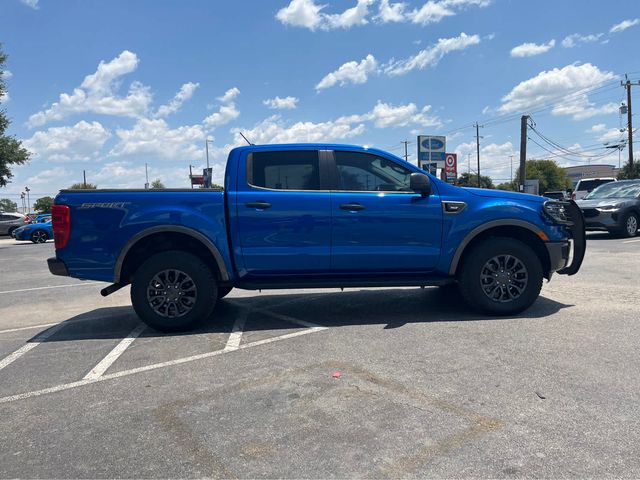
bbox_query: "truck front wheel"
[458,237,543,316]
[130,250,218,332]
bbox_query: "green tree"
[0,45,30,187]
[69,182,98,189]
[496,181,517,191]
[617,160,639,180]
[456,172,494,189]
[150,178,165,189]
[0,198,17,211]
[33,196,54,213]
[514,159,571,193]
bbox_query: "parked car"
[48,143,585,332]
[543,191,568,200]
[577,179,640,237]
[571,177,616,200]
[32,214,52,223]
[13,220,54,243]
[0,212,29,237]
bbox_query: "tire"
[8,227,17,238]
[217,286,233,299]
[30,230,48,243]
[130,250,218,332]
[619,212,638,238]
[458,237,543,316]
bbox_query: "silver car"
[0,212,29,237]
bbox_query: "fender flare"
[448,219,546,275]
[113,225,230,283]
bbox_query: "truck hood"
[463,187,544,204]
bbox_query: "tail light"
[23,217,29,223]
[51,205,71,249]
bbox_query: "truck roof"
[230,143,398,158]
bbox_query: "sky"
[0,0,639,202]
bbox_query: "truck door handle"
[340,203,365,211]
[245,201,272,209]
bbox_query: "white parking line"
[0,322,61,334]
[0,282,100,295]
[0,322,65,372]
[83,323,146,380]
[0,322,327,405]
[224,311,247,352]
[622,238,640,244]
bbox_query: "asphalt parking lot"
[0,233,639,478]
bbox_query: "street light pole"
[24,186,30,216]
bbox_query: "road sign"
[444,153,457,183]
[417,135,446,170]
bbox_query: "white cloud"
[203,87,241,129]
[25,167,74,188]
[27,50,152,128]
[231,115,365,145]
[110,118,204,160]
[561,33,603,48]
[510,39,555,58]
[316,54,378,90]
[155,82,199,118]
[498,63,617,120]
[20,0,39,9]
[384,32,480,76]
[454,141,516,180]
[263,96,299,109]
[343,101,441,128]
[275,0,325,30]
[324,0,375,29]
[588,124,624,144]
[23,121,111,162]
[409,1,454,24]
[1,70,12,80]
[217,87,240,103]
[375,0,407,23]
[610,18,639,34]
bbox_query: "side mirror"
[410,173,431,196]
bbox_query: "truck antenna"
[239,132,254,146]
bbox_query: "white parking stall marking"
[224,311,247,352]
[0,322,60,334]
[0,319,328,405]
[0,322,66,372]
[83,323,146,380]
[622,238,640,244]
[0,282,100,295]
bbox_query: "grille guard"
[557,200,586,275]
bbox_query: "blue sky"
[1,0,639,200]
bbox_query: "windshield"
[584,181,640,199]
[577,179,614,192]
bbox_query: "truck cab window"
[334,151,412,192]
[250,151,320,190]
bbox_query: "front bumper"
[580,208,622,231]
[545,241,571,272]
[47,257,69,277]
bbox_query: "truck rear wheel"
[458,237,543,316]
[130,250,218,332]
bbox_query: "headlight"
[596,205,621,212]
[543,201,572,225]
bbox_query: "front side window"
[335,151,412,192]
[250,151,320,190]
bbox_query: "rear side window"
[250,151,320,190]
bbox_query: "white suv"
[572,177,616,201]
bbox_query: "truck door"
[234,149,331,275]
[330,150,442,272]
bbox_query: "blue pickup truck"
[48,144,585,331]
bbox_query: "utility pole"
[24,186,30,215]
[20,192,25,214]
[145,163,149,189]
[401,140,410,162]
[189,165,194,189]
[83,170,87,188]
[519,115,529,192]
[622,77,638,177]
[473,122,483,187]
